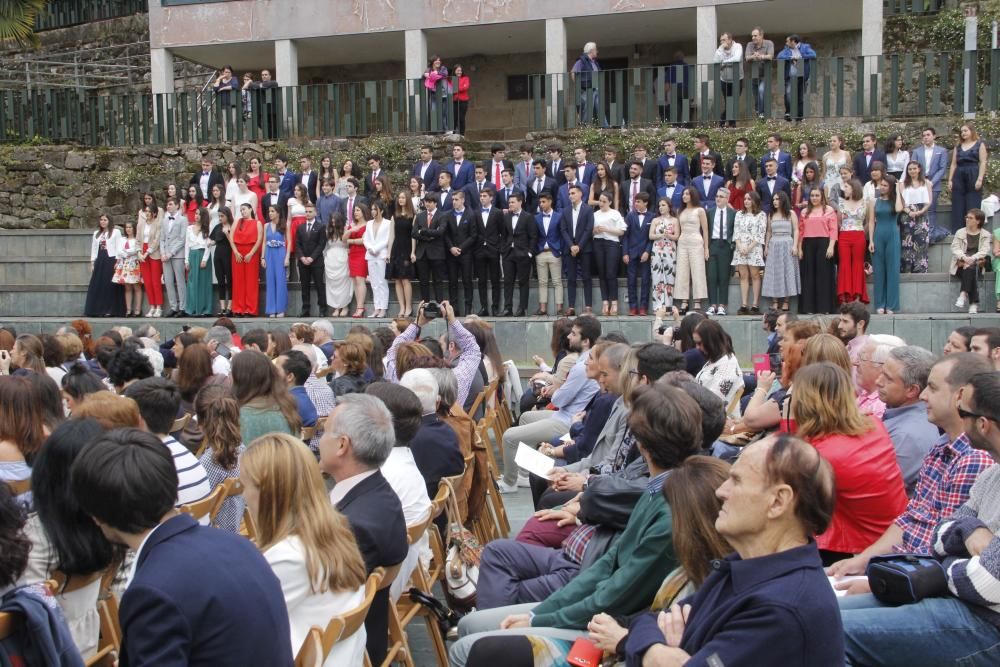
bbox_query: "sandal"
[781,301,790,312]
[352,308,365,318]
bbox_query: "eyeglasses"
[628,369,641,376]
[958,406,998,423]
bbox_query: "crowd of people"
[3,294,1000,665]
[86,126,992,323]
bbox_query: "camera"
[423,301,442,320]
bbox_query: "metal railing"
[883,0,945,16]
[1,50,996,147]
[34,0,148,31]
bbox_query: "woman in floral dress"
[731,191,767,314]
[899,160,932,274]
[649,197,679,311]
[113,221,143,317]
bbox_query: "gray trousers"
[448,602,586,667]
[501,411,569,486]
[162,255,186,312]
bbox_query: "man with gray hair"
[876,344,939,494]
[400,368,464,499]
[311,319,335,364]
[204,325,234,375]
[320,392,407,666]
[856,334,906,420]
[570,41,607,127]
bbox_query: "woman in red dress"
[183,185,205,223]
[726,160,755,210]
[230,203,264,316]
[286,182,309,260]
[245,156,268,213]
[347,201,369,318]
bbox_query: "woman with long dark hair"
[231,349,300,444]
[796,187,837,314]
[231,202,264,317]
[195,384,244,533]
[673,186,709,313]
[836,178,869,305]
[263,204,290,317]
[693,319,743,415]
[388,191,417,318]
[323,212,352,317]
[184,207,214,316]
[364,199,392,318]
[137,193,164,317]
[867,175,900,314]
[762,191,800,312]
[84,215,125,318]
[898,160,932,274]
[347,202,370,318]
[884,133,909,181]
[0,376,46,504]
[210,205,235,316]
[587,162,620,210]
[183,183,205,223]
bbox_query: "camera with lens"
[423,301,442,320]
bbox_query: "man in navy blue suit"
[755,158,792,214]
[758,133,792,182]
[693,156,724,204]
[560,184,595,315]
[556,161,583,213]
[463,165,492,212]
[657,166,685,213]
[623,192,654,315]
[444,142,475,191]
[572,146,598,189]
[72,428,292,667]
[321,393,408,667]
[412,144,442,192]
[656,137,690,186]
[534,192,564,315]
[853,133,887,184]
[525,159,557,214]
[273,155,297,198]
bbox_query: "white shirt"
[300,170,311,185]
[510,212,520,232]
[328,469,378,506]
[380,447,432,601]
[419,160,431,181]
[539,210,555,248]
[572,205,581,237]
[212,354,231,376]
[923,145,934,175]
[534,177,544,193]
[593,209,626,242]
[198,172,211,199]
[126,521,169,589]
[713,207,726,239]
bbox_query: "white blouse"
[184,225,214,260]
[902,183,931,207]
[288,197,307,219]
[885,150,911,174]
[363,218,391,260]
[232,190,258,220]
[593,209,627,242]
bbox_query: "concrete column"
[964,2,979,118]
[861,0,883,57]
[405,29,428,128]
[545,18,567,127]
[150,48,175,96]
[275,39,299,87]
[696,6,717,111]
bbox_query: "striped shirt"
[162,435,213,519]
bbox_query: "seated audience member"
[0,376,47,503]
[363,382,433,602]
[9,333,46,376]
[105,341,155,393]
[24,418,114,659]
[842,371,1000,665]
[72,391,141,430]
[520,318,575,414]
[329,341,369,398]
[194,385,245,533]
[123,377,213,508]
[448,384,704,666]
[241,433,368,666]
[693,319,744,416]
[827,352,995,592]
[204,325,236,375]
[0,482,81,667]
[276,350,318,428]
[231,349,300,444]
[386,301,482,407]
[791,363,908,563]
[943,325,977,355]
[292,344,334,421]
[319,393,408,666]
[498,315,601,492]
[40,333,67,386]
[289,323,327,374]
[70,428,293,666]
[399,368,465,500]
[311,319,336,365]
[854,334,905,419]
[427,366,476,512]
[876,345,940,495]
[175,343,228,415]
[465,456,733,666]
[626,434,844,666]
[27,372,64,435]
[241,328,273,355]
[970,326,1000,370]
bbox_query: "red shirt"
[454,76,471,102]
[810,420,908,554]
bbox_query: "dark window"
[507,75,547,101]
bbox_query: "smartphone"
[566,638,604,667]
[752,353,770,376]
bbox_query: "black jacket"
[412,208,447,261]
[503,210,538,260]
[295,219,327,263]
[445,208,479,254]
[473,206,505,259]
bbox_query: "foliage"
[885,1,1000,53]
[0,0,48,48]
[96,164,165,195]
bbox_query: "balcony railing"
[34,0,148,31]
[1,50,996,147]
[883,0,945,16]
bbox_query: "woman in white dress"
[363,200,392,318]
[241,433,368,667]
[821,134,851,197]
[224,161,242,210]
[231,176,259,220]
[323,212,352,316]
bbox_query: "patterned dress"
[731,211,767,267]
[113,237,141,284]
[198,444,246,533]
[762,216,801,299]
[696,353,745,417]
[650,215,677,311]
[901,184,931,274]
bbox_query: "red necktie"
[495,162,501,185]
[632,181,639,209]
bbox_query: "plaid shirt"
[894,432,994,554]
[385,322,482,407]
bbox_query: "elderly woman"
[625,434,845,666]
[854,334,904,419]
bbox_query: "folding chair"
[317,567,384,667]
[293,627,324,667]
[177,484,226,523]
[374,562,412,667]
[300,425,317,442]
[396,515,449,667]
[47,569,116,667]
[170,414,191,434]
[4,478,30,496]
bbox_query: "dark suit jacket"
[336,470,408,667]
[261,191,289,218]
[275,170,297,198]
[412,160,442,191]
[560,205,596,254]
[503,210,537,260]
[623,209,655,259]
[759,151,793,182]
[606,161,627,186]
[295,219,327,263]
[691,151,724,178]
[443,160,475,190]
[189,170,225,200]
[364,170,386,197]
[726,155,758,180]
[296,171,318,203]
[495,186,522,212]
[337,194,369,220]
[474,206,505,259]
[436,188,456,212]
[705,205,738,247]
[634,157,659,183]
[463,181,494,211]
[656,184,685,213]
[755,176,793,213]
[547,158,567,186]
[412,208,447,260]
[853,149,888,184]
[484,159,514,185]
[535,209,564,257]
[557,182,585,214]
[409,414,465,500]
[656,153,691,186]
[621,177,657,214]
[445,208,479,254]
[525,175,558,213]
[119,514,292,667]
[693,173,725,205]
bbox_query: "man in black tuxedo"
[261,174,288,219]
[296,202,327,317]
[603,146,627,185]
[546,145,567,186]
[726,137,759,180]
[630,144,660,184]
[484,143,514,187]
[321,393,408,667]
[412,193,448,303]
[297,157,318,204]
[445,191,479,315]
[691,134,725,178]
[525,159,557,214]
[621,160,657,215]
[474,188,505,316]
[189,158,225,202]
[501,192,537,317]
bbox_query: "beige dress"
[673,208,708,300]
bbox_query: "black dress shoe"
[165,310,178,318]
[515,309,526,317]
[477,308,489,317]
[178,311,190,318]
[299,309,311,318]
[491,307,501,317]
[501,308,514,317]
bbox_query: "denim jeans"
[752,78,766,116]
[784,77,805,119]
[449,602,587,667]
[578,88,608,127]
[841,594,1000,666]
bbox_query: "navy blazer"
[462,181,494,211]
[443,160,475,190]
[560,204,596,254]
[261,191,289,218]
[495,185,522,213]
[535,208,564,257]
[691,151,725,178]
[275,170,298,198]
[759,151,793,182]
[119,514,292,667]
[436,188,456,212]
[409,414,466,500]
[412,160,442,191]
[853,149,888,184]
[656,153,690,186]
[574,162,598,189]
[556,181,584,214]
[693,173,725,204]
[755,176,792,214]
[656,184,685,213]
[623,209,655,259]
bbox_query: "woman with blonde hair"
[241,433,368,666]
[195,384,244,533]
[801,332,852,376]
[72,391,141,430]
[791,362,907,563]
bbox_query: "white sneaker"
[517,473,531,488]
[956,294,968,308]
[717,306,727,316]
[153,307,162,318]
[706,305,717,315]
[970,304,979,314]
[496,478,519,494]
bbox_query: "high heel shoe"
[352,308,365,318]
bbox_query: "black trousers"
[592,238,621,303]
[475,253,502,311]
[448,253,476,313]
[298,259,327,311]
[213,247,232,301]
[799,237,836,314]
[959,265,981,303]
[721,79,740,127]
[503,255,532,311]
[416,257,447,303]
[564,251,593,308]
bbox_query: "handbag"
[866,553,949,606]
[443,478,482,610]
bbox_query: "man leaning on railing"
[571,42,608,129]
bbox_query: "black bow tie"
[767,177,776,181]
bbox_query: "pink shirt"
[798,207,839,240]
[856,389,886,420]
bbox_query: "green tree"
[0,0,50,48]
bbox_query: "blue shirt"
[316,192,342,226]
[289,385,317,427]
[550,349,600,426]
[881,402,939,496]
[626,541,844,667]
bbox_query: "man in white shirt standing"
[159,198,188,318]
[715,32,744,128]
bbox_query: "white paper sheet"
[828,575,868,597]
[515,442,555,478]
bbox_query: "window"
[507,75,547,101]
